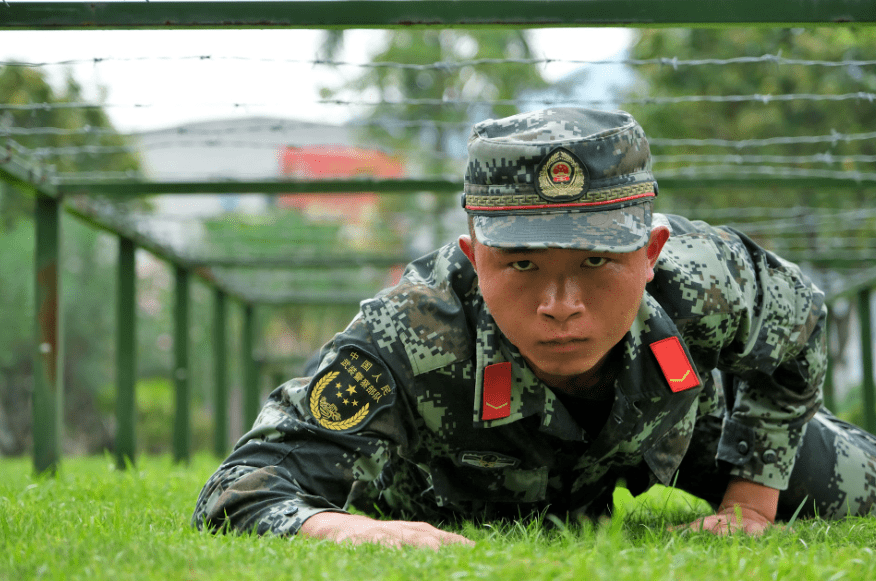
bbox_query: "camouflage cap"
[462,107,657,252]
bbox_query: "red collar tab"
[649,337,700,392]
[482,362,512,420]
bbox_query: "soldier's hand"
[670,476,777,536]
[671,504,773,536]
[299,512,475,550]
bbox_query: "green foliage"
[628,28,876,213]
[0,65,139,177]
[3,455,876,581]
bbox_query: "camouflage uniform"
[192,109,876,537]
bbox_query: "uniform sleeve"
[710,227,827,490]
[191,319,416,537]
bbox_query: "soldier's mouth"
[539,338,587,352]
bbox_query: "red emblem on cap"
[550,162,572,183]
[482,362,512,420]
[649,337,700,392]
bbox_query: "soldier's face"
[459,227,669,390]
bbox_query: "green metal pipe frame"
[32,193,62,475]
[822,310,836,412]
[173,266,191,463]
[213,289,229,457]
[860,289,876,434]
[242,304,259,430]
[115,237,137,468]
[4,0,876,472]
[2,1,874,30]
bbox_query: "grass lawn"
[2,454,876,581]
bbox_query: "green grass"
[2,455,876,581]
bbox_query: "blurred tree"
[627,28,876,214]
[0,65,140,454]
[319,30,549,248]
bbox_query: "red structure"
[277,145,404,221]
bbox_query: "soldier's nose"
[537,279,585,322]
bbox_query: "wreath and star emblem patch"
[535,147,590,203]
[307,347,395,432]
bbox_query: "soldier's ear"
[459,235,477,271]
[645,226,670,281]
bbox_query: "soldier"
[192,107,876,549]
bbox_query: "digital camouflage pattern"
[463,108,657,252]
[192,213,876,536]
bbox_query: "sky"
[0,28,634,133]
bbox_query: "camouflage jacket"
[192,214,827,536]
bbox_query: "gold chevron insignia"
[669,370,691,383]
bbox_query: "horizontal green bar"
[52,175,876,197]
[57,178,462,197]
[658,176,876,191]
[1,1,874,30]
[227,290,370,306]
[190,254,410,269]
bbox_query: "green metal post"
[822,308,836,412]
[860,289,876,433]
[115,237,137,468]
[823,348,835,412]
[242,303,258,429]
[33,193,63,475]
[213,289,228,457]
[173,266,191,463]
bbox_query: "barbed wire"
[652,153,876,164]
[3,53,876,70]
[648,131,876,148]
[690,206,876,220]
[658,164,876,181]
[3,91,876,113]
[318,92,876,107]
[0,119,473,138]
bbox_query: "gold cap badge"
[535,147,590,203]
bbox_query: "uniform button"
[762,450,777,464]
[736,441,749,455]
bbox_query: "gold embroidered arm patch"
[307,347,396,433]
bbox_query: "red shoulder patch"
[482,362,512,420]
[649,337,700,392]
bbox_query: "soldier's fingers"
[399,521,475,547]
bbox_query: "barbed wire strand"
[3,53,876,70]
[3,91,876,113]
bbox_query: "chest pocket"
[428,455,548,507]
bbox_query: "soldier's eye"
[511,260,536,271]
[583,257,609,268]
